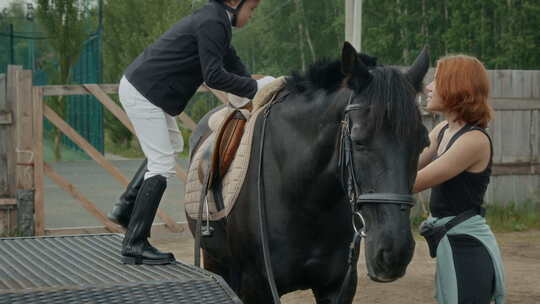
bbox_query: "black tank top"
[429,124,493,218]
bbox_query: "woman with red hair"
[414,55,505,304]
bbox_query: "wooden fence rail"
[34,80,226,235]
[2,65,231,236]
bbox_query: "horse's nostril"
[382,250,393,263]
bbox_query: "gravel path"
[153,230,540,304]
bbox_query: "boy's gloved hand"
[228,93,250,109]
[228,76,276,109]
[256,76,276,91]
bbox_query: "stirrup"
[201,225,214,237]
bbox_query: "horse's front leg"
[236,269,279,304]
[202,249,229,279]
[312,269,358,304]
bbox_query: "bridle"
[335,90,416,302]
[337,91,416,235]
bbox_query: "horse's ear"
[341,41,372,90]
[341,41,358,76]
[405,46,430,92]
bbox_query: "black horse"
[187,42,430,303]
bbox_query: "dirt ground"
[153,230,540,304]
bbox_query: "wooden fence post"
[0,73,11,197]
[3,67,19,198]
[14,68,35,236]
[0,66,21,236]
[0,71,17,236]
[33,87,44,235]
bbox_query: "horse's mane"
[285,59,421,138]
[362,67,422,138]
[285,59,345,95]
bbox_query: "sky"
[0,0,36,10]
[0,0,100,11]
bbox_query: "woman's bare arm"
[413,130,490,193]
[417,121,447,170]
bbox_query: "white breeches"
[118,76,183,180]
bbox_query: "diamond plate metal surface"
[0,234,241,304]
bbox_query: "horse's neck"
[282,89,348,129]
[293,89,349,144]
[268,89,349,195]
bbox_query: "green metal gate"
[0,3,104,158]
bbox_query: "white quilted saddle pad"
[184,77,286,220]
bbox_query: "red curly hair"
[435,55,493,128]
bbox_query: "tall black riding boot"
[108,159,147,228]
[121,175,175,265]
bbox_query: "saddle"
[211,105,251,184]
[185,76,287,221]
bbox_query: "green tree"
[37,0,87,160]
[102,0,191,149]
[98,0,540,157]
[233,0,345,75]
[0,0,36,72]
[362,0,540,69]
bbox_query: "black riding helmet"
[213,0,246,27]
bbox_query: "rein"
[257,90,289,304]
[195,90,286,304]
[195,88,416,303]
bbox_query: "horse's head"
[340,42,430,282]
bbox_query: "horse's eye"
[353,141,369,152]
[350,124,370,142]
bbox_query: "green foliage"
[485,201,540,232]
[101,0,192,152]
[362,0,540,69]
[43,138,88,162]
[37,0,87,78]
[36,0,88,160]
[101,0,192,83]
[99,0,540,156]
[233,0,345,75]
[411,199,540,233]
[0,229,26,238]
[0,1,41,73]
[5,0,538,159]
[104,131,145,159]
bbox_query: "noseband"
[337,92,415,233]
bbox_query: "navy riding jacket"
[124,0,257,116]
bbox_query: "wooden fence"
[0,65,538,236]
[0,65,229,236]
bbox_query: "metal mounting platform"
[0,234,241,304]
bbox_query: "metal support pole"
[345,0,363,51]
[98,0,104,83]
[9,24,14,65]
[98,0,103,31]
[345,0,353,44]
[29,23,35,70]
[353,0,363,52]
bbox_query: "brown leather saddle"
[197,104,251,187]
[197,88,289,191]
[213,108,249,181]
